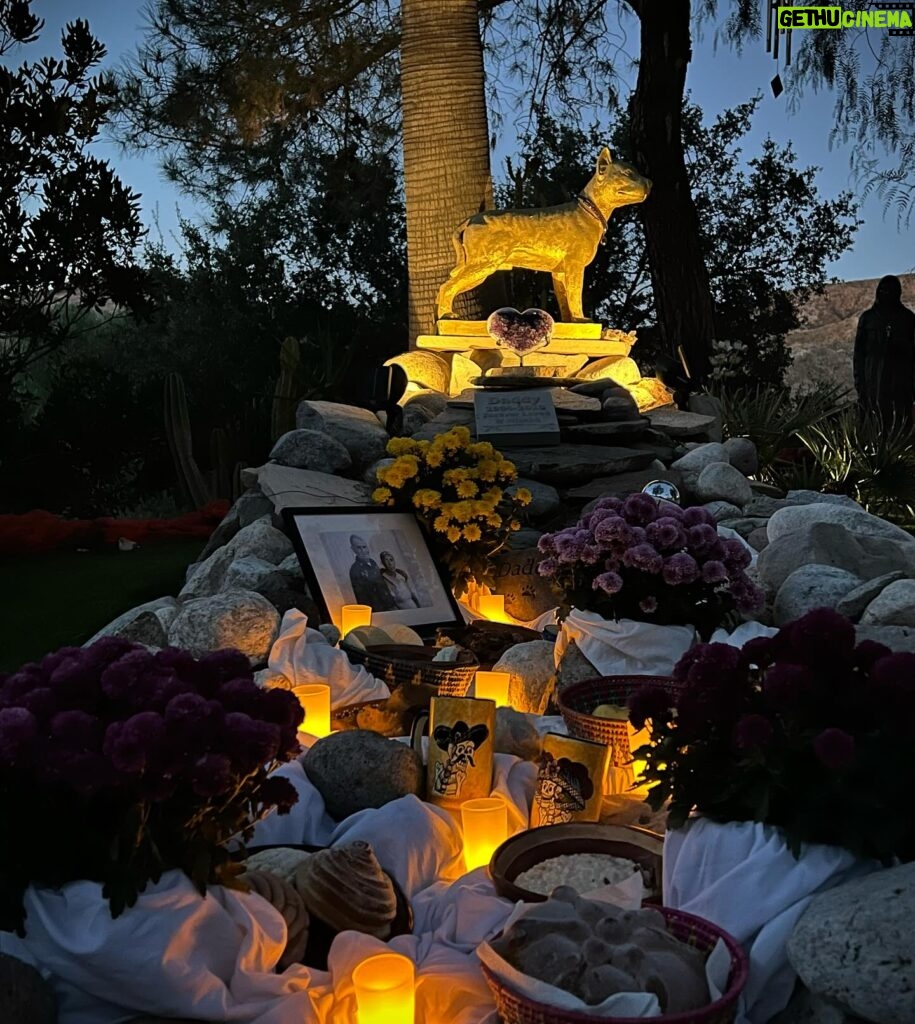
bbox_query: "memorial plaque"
[490,546,558,622]
[474,388,560,447]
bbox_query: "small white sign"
[474,389,561,447]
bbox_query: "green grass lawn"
[0,539,204,672]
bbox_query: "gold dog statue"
[436,148,651,324]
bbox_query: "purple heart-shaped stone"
[486,307,554,355]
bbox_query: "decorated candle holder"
[352,952,415,1024]
[461,796,509,872]
[294,683,331,738]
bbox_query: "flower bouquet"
[0,639,303,935]
[538,494,764,640]
[372,426,532,597]
[630,608,915,862]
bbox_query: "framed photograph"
[282,506,464,634]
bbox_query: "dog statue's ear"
[597,147,613,174]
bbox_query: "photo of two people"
[348,533,423,611]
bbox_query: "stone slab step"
[435,318,604,339]
[418,335,632,356]
[646,406,717,437]
[498,445,655,486]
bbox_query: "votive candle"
[461,796,508,872]
[477,593,508,622]
[474,670,511,707]
[352,952,415,1024]
[294,684,331,738]
[341,603,373,635]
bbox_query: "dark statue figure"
[854,275,915,427]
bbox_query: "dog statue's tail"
[450,219,471,268]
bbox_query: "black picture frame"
[281,506,465,635]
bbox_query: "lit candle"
[461,796,508,872]
[294,684,331,738]
[474,670,511,707]
[477,593,509,622]
[352,952,415,1024]
[341,603,373,636]
[628,721,650,792]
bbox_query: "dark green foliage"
[0,2,147,394]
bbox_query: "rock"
[574,355,641,385]
[757,522,915,593]
[785,490,862,509]
[836,572,908,621]
[236,490,276,528]
[255,571,320,620]
[750,481,786,498]
[774,566,863,626]
[448,388,602,416]
[318,623,340,646]
[564,420,649,441]
[85,597,178,647]
[252,464,373,511]
[494,707,542,761]
[695,462,753,507]
[499,444,654,486]
[403,390,448,418]
[556,639,600,692]
[222,555,282,593]
[0,954,57,1024]
[770,985,863,1024]
[506,479,560,522]
[788,862,915,1024]
[411,408,476,442]
[508,527,543,551]
[385,351,452,394]
[860,578,915,627]
[402,402,438,436]
[491,547,558,621]
[646,407,718,438]
[768,504,915,547]
[701,500,743,523]
[687,394,723,442]
[670,442,728,493]
[747,527,770,552]
[601,393,640,420]
[268,429,352,474]
[195,503,241,563]
[302,730,423,820]
[744,495,792,517]
[628,378,675,413]
[363,457,394,485]
[522,353,590,374]
[718,516,770,539]
[295,400,389,470]
[723,436,759,475]
[493,640,557,715]
[449,352,482,395]
[226,516,295,564]
[180,545,236,599]
[855,623,915,652]
[167,590,280,665]
[276,553,303,576]
[572,464,678,505]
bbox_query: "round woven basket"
[339,642,479,697]
[480,906,749,1024]
[556,676,683,767]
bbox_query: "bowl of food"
[489,822,663,904]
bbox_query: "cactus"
[271,336,302,441]
[164,372,212,509]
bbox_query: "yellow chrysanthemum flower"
[510,519,521,531]
[426,449,443,468]
[514,487,533,506]
[484,487,502,504]
[372,487,392,504]
[478,459,499,482]
[434,513,451,533]
[446,526,462,543]
[487,513,502,528]
[468,441,495,458]
[463,524,482,542]
[451,501,474,523]
[456,479,478,498]
[412,488,442,509]
[387,437,417,457]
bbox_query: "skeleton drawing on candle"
[534,752,594,826]
[431,720,490,798]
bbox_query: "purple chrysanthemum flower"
[621,543,664,575]
[224,712,281,771]
[621,493,659,526]
[732,575,766,614]
[590,496,623,514]
[16,686,56,722]
[762,662,816,711]
[733,714,774,753]
[257,775,300,815]
[701,560,728,584]
[537,533,557,556]
[722,537,753,571]
[199,649,252,682]
[681,506,715,528]
[50,710,101,750]
[646,516,687,551]
[639,596,658,615]
[103,711,165,774]
[0,707,38,764]
[191,753,234,798]
[628,685,672,729]
[593,515,633,550]
[788,608,856,666]
[537,557,559,578]
[686,524,720,557]
[99,650,154,702]
[853,639,892,672]
[593,571,624,595]
[813,728,856,771]
[662,552,700,586]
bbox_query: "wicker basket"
[481,906,748,1024]
[339,642,479,697]
[557,676,684,767]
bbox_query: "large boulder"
[226,516,294,564]
[167,590,280,665]
[836,572,907,621]
[723,436,759,476]
[767,503,913,547]
[85,596,178,647]
[574,355,641,385]
[506,479,560,523]
[556,639,600,693]
[180,545,236,599]
[295,400,389,470]
[773,566,863,627]
[493,640,557,715]
[695,462,753,507]
[250,464,373,512]
[855,623,915,652]
[701,500,743,523]
[499,444,654,486]
[646,407,718,439]
[860,578,915,627]
[269,429,352,474]
[0,954,56,1024]
[788,862,915,1024]
[670,442,728,492]
[384,351,452,393]
[756,522,915,593]
[785,490,862,509]
[302,730,424,820]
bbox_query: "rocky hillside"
[786,273,915,391]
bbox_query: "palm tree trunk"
[401,0,493,344]
[626,0,715,382]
